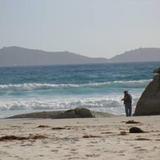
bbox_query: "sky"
[0,0,160,58]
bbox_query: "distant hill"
[110,48,160,63]
[0,46,108,67]
[0,47,160,67]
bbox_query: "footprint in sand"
[85,154,100,158]
[51,149,59,153]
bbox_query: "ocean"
[0,62,159,118]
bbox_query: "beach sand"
[0,116,160,160]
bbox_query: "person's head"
[124,90,128,94]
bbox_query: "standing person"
[121,91,132,117]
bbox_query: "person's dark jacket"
[122,93,132,105]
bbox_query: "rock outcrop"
[55,108,94,118]
[134,68,160,116]
[8,108,94,119]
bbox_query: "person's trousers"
[125,104,132,117]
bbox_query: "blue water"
[0,62,159,118]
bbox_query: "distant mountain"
[110,48,160,63]
[0,46,108,67]
[0,47,160,67]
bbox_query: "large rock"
[56,108,94,118]
[8,108,94,119]
[134,72,160,116]
[153,67,160,74]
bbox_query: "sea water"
[0,62,159,118]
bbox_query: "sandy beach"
[0,116,160,160]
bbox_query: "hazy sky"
[0,0,160,58]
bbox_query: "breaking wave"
[0,95,140,116]
[0,79,151,92]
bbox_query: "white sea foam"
[0,94,139,114]
[0,79,151,92]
